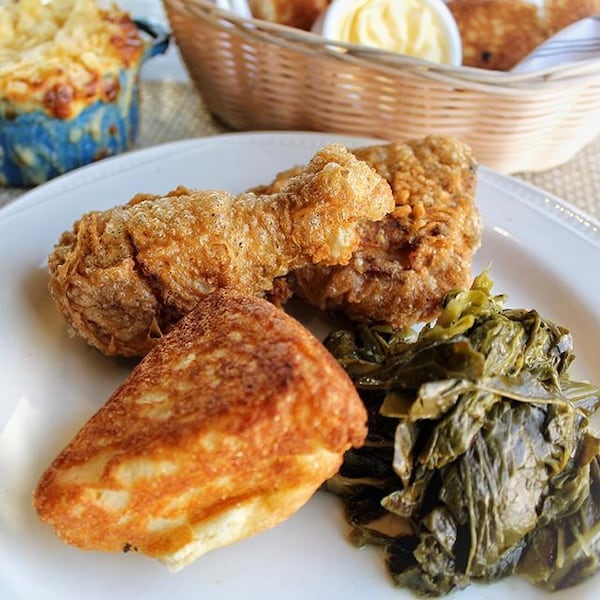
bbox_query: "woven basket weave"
[163,0,600,173]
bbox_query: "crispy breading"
[447,0,548,70]
[33,289,367,572]
[260,136,482,329]
[48,144,393,357]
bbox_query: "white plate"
[0,132,599,600]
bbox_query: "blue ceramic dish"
[0,20,169,187]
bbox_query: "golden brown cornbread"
[33,289,367,571]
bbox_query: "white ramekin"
[313,0,462,67]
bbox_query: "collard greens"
[324,272,600,596]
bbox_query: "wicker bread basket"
[163,0,600,173]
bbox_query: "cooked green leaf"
[324,271,600,596]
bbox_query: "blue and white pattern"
[0,20,169,187]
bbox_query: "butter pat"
[314,0,462,66]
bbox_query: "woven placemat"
[1,80,599,221]
[516,139,600,219]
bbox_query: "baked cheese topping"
[0,0,144,118]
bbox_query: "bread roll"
[448,0,600,70]
[248,0,329,30]
[447,0,547,70]
[544,0,600,35]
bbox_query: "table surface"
[2,0,600,221]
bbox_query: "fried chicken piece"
[258,136,482,329]
[34,289,367,571]
[48,144,393,357]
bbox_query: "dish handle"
[135,19,171,63]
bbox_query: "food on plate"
[0,0,166,186]
[47,143,394,357]
[324,271,600,595]
[34,289,367,571]
[447,0,600,70]
[248,0,330,30]
[258,136,481,330]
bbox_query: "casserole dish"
[0,0,169,186]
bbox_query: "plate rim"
[1,130,599,600]
[1,131,599,248]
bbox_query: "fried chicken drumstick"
[48,144,394,357]
[261,136,482,329]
